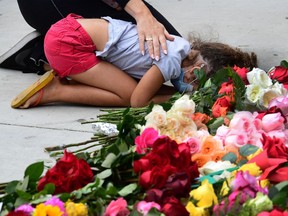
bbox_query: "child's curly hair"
[182,37,258,75]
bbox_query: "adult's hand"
[124,0,174,60]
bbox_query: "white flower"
[144,105,167,129]
[169,94,195,114]
[198,160,236,176]
[271,82,287,95]
[247,68,272,88]
[246,84,262,103]
[259,88,282,108]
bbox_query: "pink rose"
[182,137,200,154]
[261,113,285,132]
[269,95,288,116]
[104,198,130,216]
[137,201,161,216]
[229,111,255,132]
[224,129,249,148]
[135,128,160,154]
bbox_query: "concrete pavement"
[0,0,287,183]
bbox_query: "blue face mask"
[171,69,193,93]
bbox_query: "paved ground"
[0,0,287,183]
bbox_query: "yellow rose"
[66,201,88,216]
[189,179,218,208]
[33,203,63,216]
[238,162,262,177]
[186,202,209,216]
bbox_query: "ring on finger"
[145,37,153,41]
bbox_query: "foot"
[19,77,63,108]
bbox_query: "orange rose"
[191,153,211,167]
[200,136,221,154]
[211,150,226,162]
[211,96,232,118]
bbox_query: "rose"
[135,127,160,154]
[224,129,249,148]
[247,68,272,87]
[258,209,288,216]
[37,150,94,194]
[198,160,236,176]
[104,198,130,216]
[212,95,232,118]
[218,81,235,101]
[161,197,189,216]
[169,94,195,114]
[262,134,288,159]
[233,65,249,84]
[269,95,288,117]
[137,201,161,216]
[200,135,223,154]
[261,112,285,132]
[246,83,262,104]
[268,65,288,89]
[6,210,30,216]
[44,196,66,215]
[189,179,218,208]
[181,137,200,155]
[144,105,167,129]
[259,88,282,108]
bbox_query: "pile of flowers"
[1,61,288,216]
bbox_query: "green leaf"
[239,144,259,157]
[222,152,237,163]
[16,190,32,200]
[16,176,29,192]
[97,169,112,179]
[4,181,19,194]
[24,161,44,181]
[280,60,288,68]
[118,183,137,196]
[42,183,55,194]
[101,153,117,168]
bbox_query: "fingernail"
[151,54,155,59]
[141,51,145,56]
[155,56,159,61]
[164,50,167,55]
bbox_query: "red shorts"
[44,13,101,78]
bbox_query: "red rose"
[37,150,94,194]
[6,211,30,216]
[262,134,288,159]
[212,95,232,118]
[161,197,189,216]
[268,66,288,89]
[233,65,249,84]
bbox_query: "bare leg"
[21,61,138,108]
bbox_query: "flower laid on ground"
[1,60,288,216]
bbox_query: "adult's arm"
[120,0,175,60]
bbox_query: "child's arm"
[130,65,169,107]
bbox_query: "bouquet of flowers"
[0,61,288,216]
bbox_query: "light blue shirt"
[96,16,191,82]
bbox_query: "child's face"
[183,58,207,85]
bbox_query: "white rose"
[144,105,167,129]
[271,82,287,95]
[259,88,282,108]
[198,160,236,176]
[246,84,262,103]
[169,94,195,114]
[246,68,272,87]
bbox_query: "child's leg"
[20,61,138,108]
